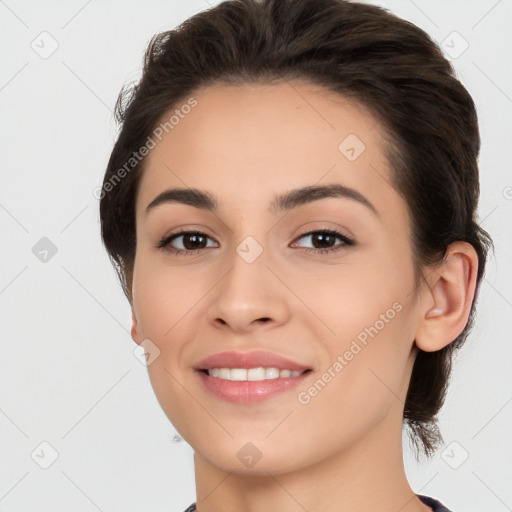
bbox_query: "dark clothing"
[418,494,453,511]
[183,494,453,511]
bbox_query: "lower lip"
[195,370,311,404]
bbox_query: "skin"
[130,80,478,512]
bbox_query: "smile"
[196,368,312,404]
[204,367,309,381]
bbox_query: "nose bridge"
[207,231,289,331]
[220,212,270,287]
[221,233,270,308]
[235,234,265,266]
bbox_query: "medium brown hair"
[99,0,493,457]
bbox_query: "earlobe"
[415,242,478,352]
[131,307,142,345]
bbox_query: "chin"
[193,438,313,476]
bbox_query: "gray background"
[1,0,511,510]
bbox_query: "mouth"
[193,349,313,404]
[195,367,313,404]
[198,367,313,380]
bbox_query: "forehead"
[135,80,402,223]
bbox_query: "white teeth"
[265,367,280,379]
[218,368,231,379]
[230,368,248,381]
[248,367,265,381]
[206,367,305,381]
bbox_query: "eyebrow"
[145,184,380,218]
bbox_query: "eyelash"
[156,229,355,257]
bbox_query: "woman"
[99,0,493,510]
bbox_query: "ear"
[131,307,143,346]
[415,241,479,352]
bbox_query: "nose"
[206,244,291,334]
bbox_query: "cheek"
[293,251,415,403]
[292,313,414,457]
[132,254,213,340]
[131,259,207,435]
[293,255,404,339]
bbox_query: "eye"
[157,230,218,256]
[291,229,355,255]
[157,228,355,257]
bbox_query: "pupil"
[184,233,205,249]
[313,233,334,249]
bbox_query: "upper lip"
[194,350,312,372]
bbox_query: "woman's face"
[131,80,424,474]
